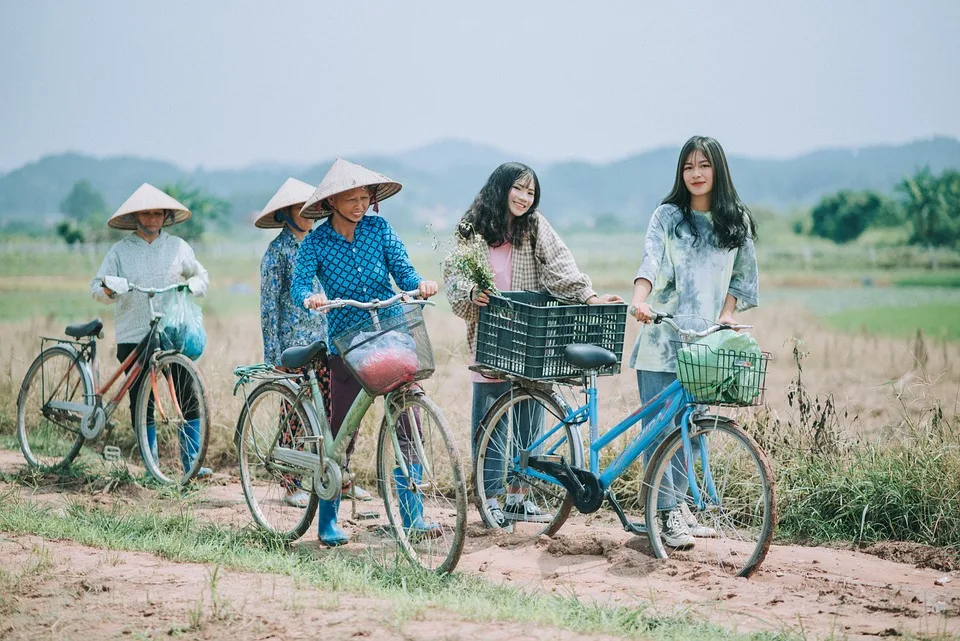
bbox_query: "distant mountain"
[2,137,958,231]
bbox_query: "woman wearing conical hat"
[256,178,372,508]
[291,158,439,546]
[90,183,211,478]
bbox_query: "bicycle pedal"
[102,445,122,462]
[355,510,380,520]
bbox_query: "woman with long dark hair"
[444,162,622,528]
[628,136,759,548]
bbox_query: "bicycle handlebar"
[101,276,188,297]
[310,289,434,313]
[128,282,189,296]
[649,310,752,340]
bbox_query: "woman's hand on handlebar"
[304,293,328,310]
[629,300,655,324]
[418,280,438,299]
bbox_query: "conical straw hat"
[301,158,402,219]
[254,178,316,228]
[108,183,192,230]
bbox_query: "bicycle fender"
[22,343,95,400]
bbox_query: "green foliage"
[897,167,960,247]
[59,180,107,221]
[809,190,896,244]
[161,183,231,242]
[54,220,85,245]
[54,180,113,245]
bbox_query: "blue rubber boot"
[316,495,349,546]
[180,419,212,479]
[393,464,441,538]
[141,423,158,463]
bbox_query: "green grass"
[820,304,960,341]
[0,493,796,641]
[892,271,960,288]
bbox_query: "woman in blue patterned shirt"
[291,158,438,546]
[259,179,374,507]
[257,178,332,508]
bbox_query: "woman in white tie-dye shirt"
[628,136,759,549]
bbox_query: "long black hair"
[457,162,541,248]
[663,136,757,250]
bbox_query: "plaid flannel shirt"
[442,211,596,356]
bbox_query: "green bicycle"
[233,290,467,574]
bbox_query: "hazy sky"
[1,1,957,171]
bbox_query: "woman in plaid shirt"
[443,162,622,528]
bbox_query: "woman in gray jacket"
[91,183,211,478]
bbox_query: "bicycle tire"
[474,386,582,537]
[136,352,211,485]
[236,380,320,541]
[643,414,775,578]
[16,345,91,470]
[376,391,466,574]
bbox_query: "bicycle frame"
[518,374,720,510]
[42,284,184,433]
[264,291,437,487]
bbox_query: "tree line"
[808,167,960,246]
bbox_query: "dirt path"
[1,449,958,640]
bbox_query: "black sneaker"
[503,499,553,523]
[488,505,507,528]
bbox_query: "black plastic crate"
[476,291,627,380]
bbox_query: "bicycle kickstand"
[606,491,647,536]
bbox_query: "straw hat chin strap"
[274,207,306,232]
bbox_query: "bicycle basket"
[476,291,627,380]
[332,303,435,396]
[674,341,770,406]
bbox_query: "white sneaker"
[283,489,310,508]
[504,499,553,523]
[660,509,695,548]
[679,502,717,538]
[488,505,507,528]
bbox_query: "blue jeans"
[472,382,543,498]
[637,370,699,511]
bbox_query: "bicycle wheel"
[16,345,91,470]
[136,352,210,485]
[376,391,466,574]
[474,387,582,537]
[237,381,320,541]
[643,414,775,578]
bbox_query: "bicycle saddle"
[280,340,328,369]
[65,318,103,338]
[564,344,617,370]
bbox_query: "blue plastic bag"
[160,289,206,361]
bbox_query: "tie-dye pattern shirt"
[628,204,759,373]
[260,227,328,366]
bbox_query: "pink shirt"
[472,242,513,384]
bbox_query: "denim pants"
[637,370,699,511]
[471,382,543,498]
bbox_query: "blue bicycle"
[472,312,775,577]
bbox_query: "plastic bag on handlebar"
[159,288,206,361]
